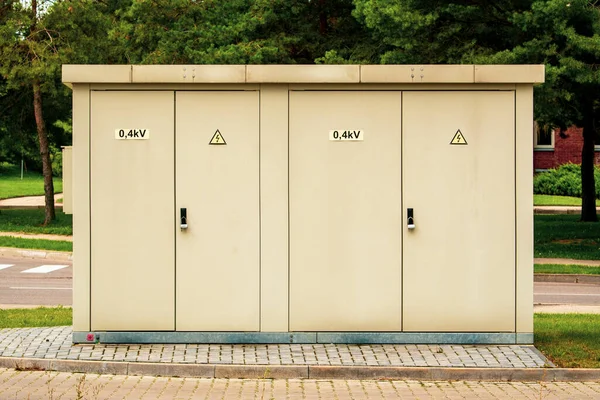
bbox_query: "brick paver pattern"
[0,369,599,399]
[0,327,550,368]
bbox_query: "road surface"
[0,257,71,307]
[0,257,598,310]
[534,282,600,306]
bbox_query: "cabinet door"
[289,91,402,331]
[403,91,515,332]
[175,91,260,331]
[91,91,175,331]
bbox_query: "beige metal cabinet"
[402,91,516,332]
[61,146,73,214]
[90,90,259,332]
[90,91,175,331]
[64,64,542,344]
[175,91,260,331]
[289,91,402,331]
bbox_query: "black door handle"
[407,208,415,230]
[180,208,188,229]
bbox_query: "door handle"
[407,208,415,230]
[180,208,188,230]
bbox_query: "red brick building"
[534,125,600,171]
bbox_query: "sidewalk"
[0,231,72,242]
[1,326,600,387]
[0,194,63,209]
[535,258,600,266]
[0,247,72,261]
[3,369,600,399]
[534,205,600,214]
[0,327,549,369]
[2,326,600,383]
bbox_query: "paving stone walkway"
[534,205,600,215]
[0,231,73,241]
[1,369,599,399]
[0,327,550,368]
[535,257,600,267]
[0,193,62,208]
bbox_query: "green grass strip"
[534,214,600,260]
[535,264,600,275]
[535,313,600,368]
[0,236,72,252]
[0,164,62,200]
[534,194,600,207]
[0,307,72,328]
[0,209,72,235]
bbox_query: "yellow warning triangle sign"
[209,130,226,145]
[450,129,468,145]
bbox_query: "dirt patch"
[551,239,597,245]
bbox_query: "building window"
[534,122,554,150]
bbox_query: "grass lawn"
[0,307,71,328]
[535,313,600,368]
[0,163,62,200]
[534,194,600,207]
[0,236,72,252]
[534,214,600,260]
[0,209,72,235]
[535,264,600,275]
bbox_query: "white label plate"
[329,130,364,141]
[115,129,150,140]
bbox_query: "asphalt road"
[534,281,600,306]
[0,257,72,307]
[0,257,598,309]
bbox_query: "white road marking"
[0,264,14,271]
[21,265,69,274]
[10,287,71,290]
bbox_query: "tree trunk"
[33,80,55,225]
[318,0,327,35]
[581,119,598,222]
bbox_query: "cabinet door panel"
[176,91,260,331]
[289,91,402,331]
[403,91,515,332]
[91,91,175,331]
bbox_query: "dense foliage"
[0,0,126,173]
[534,163,600,198]
[0,0,599,222]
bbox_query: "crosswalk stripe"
[0,264,14,271]
[22,265,69,274]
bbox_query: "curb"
[0,205,63,210]
[533,207,600,215]
[535,258,600,267]
[534,207,579,215]
[0,233,73,242]
[534,274,600,284]
[0,357,598,382]
[0,247,72,261]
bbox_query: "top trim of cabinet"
[62,64,545,85]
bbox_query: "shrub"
[534,163,600,198]
[50,146,62,177]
